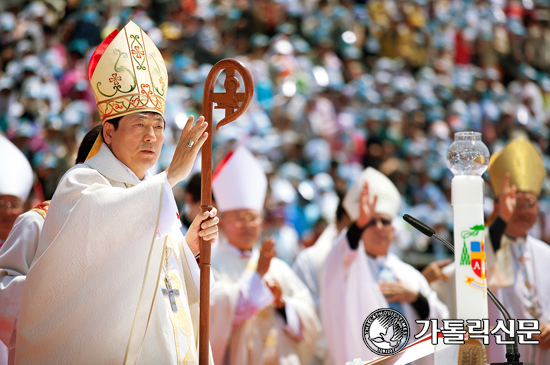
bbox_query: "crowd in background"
[2,0,550,269]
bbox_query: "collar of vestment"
[226,242,254,258]
[504,233,527,245]
[84,143,146,186]
[366,252,388,264]
[120,161,152,184]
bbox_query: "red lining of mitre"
[212,150,235,181]
[87,29,120,81]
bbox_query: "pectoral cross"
[162,277,180,312]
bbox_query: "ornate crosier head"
[88,21,168,123]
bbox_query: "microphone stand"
[403,214,533,365]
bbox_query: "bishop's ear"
[102,122,114,145]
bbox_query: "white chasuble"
[486,234,550,365]
[15,144,207,365]
[0,208,46,365]
[210,240,320,365]
[320,231,449,365]
[0,210,45,348]
[292,223,339,365]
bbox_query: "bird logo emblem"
[362,308,410,356]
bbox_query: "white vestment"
[320,231,449,365]
[292,223,338,365]
[210,240,321,365]
[429,262,457,319]
[15,143,212,365]
[0,210,44,365]
[487,233,550,365]
[429,260,506,363]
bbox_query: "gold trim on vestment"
[123,175,165,364]
[163,243,183,364]
[29,200,50,219]
[163,236,197,363]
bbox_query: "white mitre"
[0,134,33,202]
[212,145,267,212]
[343,166,400,220]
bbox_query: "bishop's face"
[103,112,164,180]
[361,213,395,257]
[505,191,539,238]
[219,209,263,251]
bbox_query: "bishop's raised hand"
[165,115,208,187]
[357,181,378,228]
[257,237,276,277]
[497,172,516,223]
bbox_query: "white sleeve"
[278,298,303,340]
[157,172,182,237]
[417,270,450,321]
[232,272,274,327]
[0,211,43,347]
[293,253,320,308]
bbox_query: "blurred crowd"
[3,0,550,268]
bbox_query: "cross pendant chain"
[162,277,180,312]
[529,305,542,320]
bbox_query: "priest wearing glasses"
[320,167,449,365]
[209,145,320,365]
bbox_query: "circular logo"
[362,308,410,356]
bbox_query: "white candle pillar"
[452,175,488,320]
[446,132,489,321]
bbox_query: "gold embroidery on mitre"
[488,138,546,197]
[89,21,167,123]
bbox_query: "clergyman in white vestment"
[14,21,218,365]
[0,126,102,365]
[320,167,449,365]
[484,137,550,365]
[0,133,35,364]
[209,145,321,365]
[0,134,33,248]
[0,203,47,365]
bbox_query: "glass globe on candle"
[446,132,490,176]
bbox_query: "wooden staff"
[199,59,254,364]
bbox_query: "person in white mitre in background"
[15,21,217,365]
[0,135,33,250]
[292,201,351,365]
[0,126,101,365]
[0,134,33,365]
[209,145,321,365]
[320,167,449,365]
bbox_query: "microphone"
[402,214,454,252]
[403,214,529,365]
